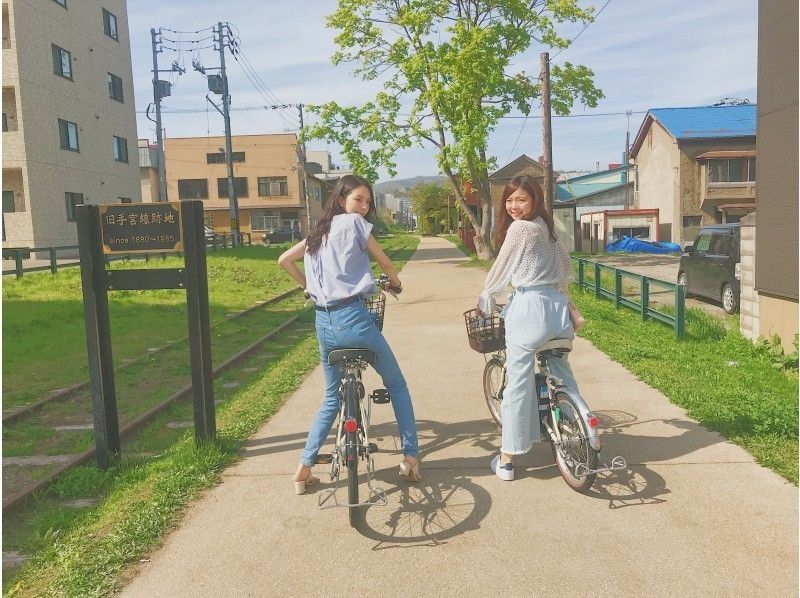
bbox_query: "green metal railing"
[574,257,686,340]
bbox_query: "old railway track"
[2,286,311,512]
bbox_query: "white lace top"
[478,217,573,313]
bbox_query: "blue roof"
[649,105,756,140]
[556,182,626,201]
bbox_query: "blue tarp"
[606,236,681,254]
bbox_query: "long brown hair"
[493,175,556,249]
[305,174,376,255]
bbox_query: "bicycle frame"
[318,362,388,510]
[490,348,626,479]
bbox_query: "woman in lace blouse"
[478,175,583,481]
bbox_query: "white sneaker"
[490,454,514,481]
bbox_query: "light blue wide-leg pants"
[500,285,581,455]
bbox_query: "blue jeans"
[500,284,581,455]
[300,300,419,467]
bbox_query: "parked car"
[677,223,740,314]
[263,226,302,244]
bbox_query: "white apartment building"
[2,0,140,249]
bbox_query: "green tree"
[303,0,603,259]
[410,182,450,234]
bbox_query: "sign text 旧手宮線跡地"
[99,203,183,254]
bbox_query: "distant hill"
[374,175,448,193]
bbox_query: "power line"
[137,106,646,119]
[551,0,613,60]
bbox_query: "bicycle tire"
[550,392,598,493]
[343,377,360,527]
[482,355,506,427]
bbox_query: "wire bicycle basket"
[363,292,386,331]
[463,306,506,353]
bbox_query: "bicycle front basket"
[363,292,386,331]
[463,307,505,353]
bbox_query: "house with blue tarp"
[630,104,757,245]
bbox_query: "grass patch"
[443,234,492,268]
[4,334,321,598]
[572,289,798,483]
[3,247,299,409]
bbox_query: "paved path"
[122,237,797,598]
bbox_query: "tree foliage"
[409,182,452,234]
[303,0,603,258]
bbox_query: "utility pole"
[296,104,312,235]
[268,103,312,236]
[150,28,168,202]
[215,22,239,246]
[149,29,184,202]
[540,52,554,214]
[625,109,632,208]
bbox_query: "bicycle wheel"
[343,378,360,527]
[482,355,506,427]
[550,392,598,493]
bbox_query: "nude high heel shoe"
[294,471,319,495]
[399,458,422,482]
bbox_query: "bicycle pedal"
[370,388,391,404]
[314,453,333,464]
[367,443,379,454]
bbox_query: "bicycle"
[464,306,626,493]
[314,275,399,527]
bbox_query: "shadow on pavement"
[359,463,492,549]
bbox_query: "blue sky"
[128,1,758,182]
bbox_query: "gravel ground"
[587,253,730,319]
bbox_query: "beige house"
[159,133,324,237]
[739,1,798,352]
[579,208,659,254]
[630,105,757,245]
[2,0,140,249]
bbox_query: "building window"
[314,186,322,202]
[112,136,128,163]
[581,222,590,240]
[119,197,131,203]
[708,158,756,183]
[58,118,79,151]
[2,113,7,132]
[52,44,72,80]
[217,177,248,198]
[250,209,279,231]
[611,226,650,241]
[257,176,288,196]
[206,151,245,164]
[65,191,84,222]
[107,73,123,102]
[52,0,67,7]
[102,8,118,40]
[178,178,209,199]
[3,190,15,213]
[682,215,702,228]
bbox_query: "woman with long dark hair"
[477,175,584,481]
[278,174,421,494]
